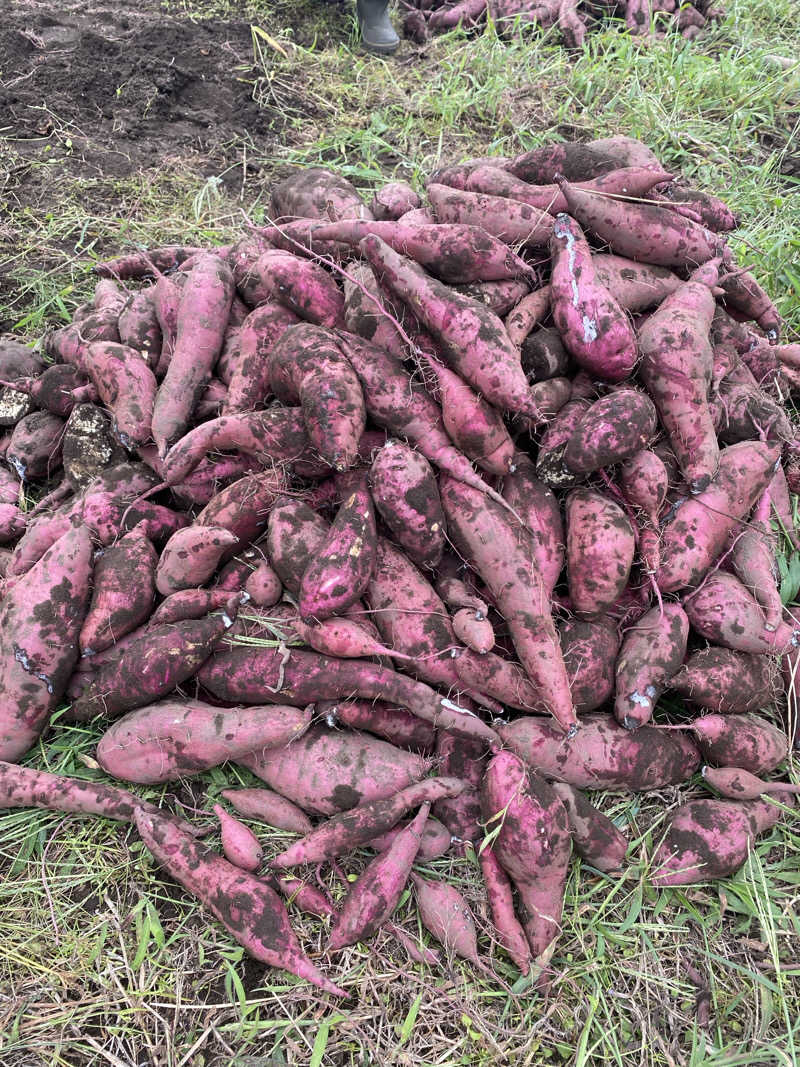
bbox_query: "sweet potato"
[370,181,421,221]
[97,700,311,784]
[701,766,800,801]
[766,464,799,550]
[411,874,484,967]
[556,176,723,269]
[222,303,299,414]
[441,476,577,733]
[328,803,431,951]
[481,751,571,964]
[195,469,289,551]
[520,326,572,382]
[498,713,701,790]
[451,279,531,316]
[712,381,793,447]
[244,561,282,608]
[566,489,635,617]
[237,726,431,816]
[432,730,484,843]
[71,609,236,722]
[452,608,495,654]
[271,777,464,867]
[549,215,637,383]
[655,185,739,234]
[341,262,410,360]
[507,141,616,183]
[45,309,120,377]
[591,254,683,312]
[7,411,64,481]
[560,616,620,713]
[270,166,372,223]
[501,453,565,596]
[151,254,234,455]
[80,525,158,654]
[0,385,34,428]
[272,876,336,920]
[155,525,239,596]
[656,440,780,592]
[0,523,93,761]
[134,809,345,996]
[534,398,592,489]
[669,647,778,714]
[684,571,798,655]
[0,503,25,543]
[319,699,436,754]
[453,649,542,712]
[118,290,162,363]
[63,404,127,490]
[221,788,313,835]
[551,783,628,871]
[269,323,366,470]
[94,245,205,279]
[618,449,669,521]
[479,846,532,974]
[564,390,657,473]
[719,266,780,340]
[505,286,552,348]
[289,614,411,663]
[21,364,97,418]
[429,0,488,27]
[213,804,263,872]
[373,817,452,860]
[266,498,330,593]
[368,441,446,570]
[614,603,689,730]
[650,796,787,886]
[729,492,782,632]
[680,712,788,774]
[427,184,555,246]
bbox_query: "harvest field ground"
[1,1,800,1064]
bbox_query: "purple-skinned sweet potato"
[341,262,410,360]
[370,181,421,221]
[566,489,635,617]
[669,647,778,714]
[84,343,158,452]
[453,649,542,712]
[238,250,344,327]
[245,561,282,607]
[70,609,237,722]
[411,874,485,969]
[299,471,376,620]
[497,713,701,790]
[551,782,628,872]
[650,796,788,886]
[80,524,157,654]
[97,699,311,784]
[289,613,412,663]
[481,751,571,966]
[0,523,93,761]
[711,380,793,447]
[613,603,689,730]
[270,166,372,223]
[427,184,555,247]
[534,398,592,489]
[118,290,162,364]
[618,449,669,521]
[44,309,120,377]
[7,411,64,482]
[368,441,446,570]
[591,254,682,312]
[373,817,452,860]
[271,777,464,867]
[560,616,620,714]
[18,364,97,418]
[222,303,299,414]
[728,492,782,632]
[328,802,431,951]
[701,765,800,801]
[237,726,432,815]
[134,809,345,996]
[221,787,313,835]
[265,497,329,593]
[479,846,532,975]
[505,286,552,348]
[684,571,798,655]
[680,712,788,774]
[214,803,263,872]
[507,141,617,183]
[450,278,530,317]
[656,440,780,592]
[155,525,239,596]
[521,326,572,382]
[433,731,484,843]
[501,453,564,596]
[719,266,780,340]
[195,469,289,551]
[564,389,657,473]
[452,608,495,654]
[318,699,436,754]
[269,322,366,470]
[549,214,637,383]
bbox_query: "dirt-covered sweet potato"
[155,525,239,596]
[319,699,436,754]
[613,603,689,730]
[701,766,800,800]
[551,782,628,871]
[684,571,798,655]
[669,647,778,714]
[564,390,657,474]
[566,489,635,617]
[560,616,620,714]
[501,453,564,597]
[265,498,330,593]
[682,712,788,774]
[6,411,64,482]
[221,788,313,835]
[80,524,158,654]
[368,441,446,570]
[270,166,372,223]
[427,183,555,247]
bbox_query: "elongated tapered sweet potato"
[195,469,289,551]
[221,788,313,835]
[551,783,628,871]
[501,453,564,596]
[683,712,788,774]
[591,254,682,312]
[684,571,798,655]
[135,809,345,996]
[701,766,800,801]
[498,713,701,790]
[427,183,555,247]
[614,603,689,730]
[479,846,532,974]
[222,303,299,414]
[319,699,436,754]
[669,647,778,714]
[214,804,263,872]
[80,524,157,654]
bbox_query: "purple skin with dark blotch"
[369,441,446,570]
[613,603,689,730]
[222,303,299,414]
[80,524,158,655]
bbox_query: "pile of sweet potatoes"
[0,132,797,998]
[402,0,723,46]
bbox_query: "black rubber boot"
[357,0,399,54]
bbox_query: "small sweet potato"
[370,181,420,221]
[701,766,800,801]
[265,498,330,594]
[319,699,436,754]
[501,453,564,596]
[7,411,64,482]
[214,803,263,872]
[244,561,282,608]
[479,846,532,974]
[221,787,313,835]
[551,783,628,871]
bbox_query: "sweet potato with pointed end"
[155,525,239,596]
[195,469,289,551]
[45,309,120,377]
[452,279,531,316]
[614,603,689,730]
[454,649,542,711]
[427,184,555,247]
[269,323,366,470]
[650,797,787,886]
[0,523,93,761]
[0,761,200,835]
[270,166,372,223]
[97,700,311,784]
[482,751,571,963]
[507,141,616,183]
[719,266,780,340]
[341,263,409,359]
[452,608,495,654]
[618,449,669,520]
[566,489,635,618]
[560,616,620,714]
[556,176,723,269]
[684,571,798,655]
[221,788,313,835]
[479,846,532,973]
[551,783,628,871]
[681,713,788,775]
[505,287,552,348]
[273,876,336,919]
[729,492,782,632]
[0,502,25,542]
[240,249,345,328]
[550,214,637,383]
[222,303,299,414]
[214,804,263,872]
[656,440,780,592]
[441,476,577,734]
[238,726,431,816]
[591,254,682,312]
[701,766,800,801]
[135,809,345,996]
[7,411,64,482]
[534,398,592,490]
[289,614,408,662]
[370,181,421,221]
[369,441,446,570]
[328,803,431,951]
[669,647,778,714]
[19,364,97,418]
[299,473,376,620]
[501,453,564,596]
[360,237,546,419]
[94,245,205,279]
[80,525,157,654]
[766,464,799,550]
[118,290,162,363]
[411,874,485,967]
[712,381,793,447]
[498,713,701,790]
[319,699,436,754]
[564,390,657,474]
[151,254,235,455]
[373,817,452,860]
[271,777,464,867]
[71,610,236,722]
[266,498,330,593]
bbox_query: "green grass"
[1,0,800,1063]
